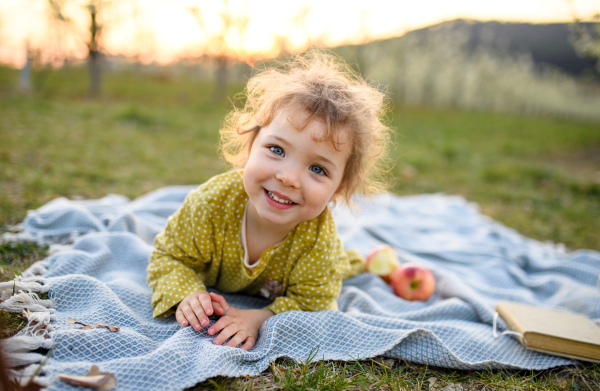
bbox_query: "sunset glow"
[1,0,599,67]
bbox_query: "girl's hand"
[208,292,274,351]
[176,290,214,331]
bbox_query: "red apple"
[365,245,400,283]
[390,263,435,301]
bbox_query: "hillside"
[368,19,598,77]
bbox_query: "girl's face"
[243,108,350,233]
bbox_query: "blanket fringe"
[0,291,54,313]
[8,363,52,387]
[22,260,51,278]
[3,335,53,353]
[3,352,47,369]
[0,275,50,294]
[1,294,56,368]
[1,229,79,248]
[1,267,55,381]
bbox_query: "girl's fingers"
[198,293,213,316]
[210,301,224,315]
[181,306,201,330]
[208,314,233,335]
[189,299,209,328]
[209,292,229,312]
[240,337,256,351]
[225,331,247,348]
[212,324,236,345]
[175,308,188,327]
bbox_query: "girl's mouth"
[264,189,296,209]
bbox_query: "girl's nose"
[275,168,301,188]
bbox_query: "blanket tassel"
[8,363,52,388]
[0,269,55,390]
[22,260,51,278]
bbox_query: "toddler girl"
[147,50,391,350]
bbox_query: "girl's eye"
[309,165,326,176]
[270,146,284,157]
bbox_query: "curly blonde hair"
[219,49,392,204]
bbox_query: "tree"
[568,1,600,73]
[86,1,103,96]
[353,9,373,77]
[19,41,32,93]
[46,0,118,96]
[187,0,250,101]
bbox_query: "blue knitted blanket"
[5,187,600,390]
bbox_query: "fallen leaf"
[58,365,117,390]
[68,318,120,332]
[95,322,120,332]
[22,309,48,336]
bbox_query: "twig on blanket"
[67,319,120,332]
[22,345,54,390]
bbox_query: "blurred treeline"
[336,20,600,121]
[15,16,600,122]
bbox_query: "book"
[495,301,600,363]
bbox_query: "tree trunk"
[213,55,228,102]
[88,4,101,97]
[19,43,32,93]
[89,50,101,96]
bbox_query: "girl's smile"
[264,189,295,209]
[243,107,350,235]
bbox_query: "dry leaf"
[58,365,117,390]
[68,318,120,332]
[22,309,48,336]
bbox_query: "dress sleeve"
[147,189,215,318]
[264,237,350,314]
[342,249,365,279]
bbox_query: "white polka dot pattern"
[147,171,364,318]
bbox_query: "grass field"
[1,65,599,390]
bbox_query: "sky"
[0,0,599,67]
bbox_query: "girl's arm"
[147,191,215,318]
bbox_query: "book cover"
[495,301,600,363]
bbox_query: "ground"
[0,65,599,390]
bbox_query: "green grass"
[1,64,599,390]
[0,242,48,282]
[189,356,600,390]
[1,66,598,250]
[389,108,600,251]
